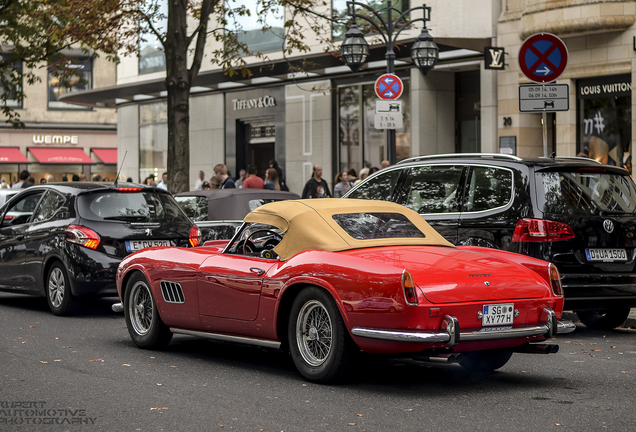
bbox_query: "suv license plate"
[126,240,170,252]
[482,303,514,326]
[585,248,628,262]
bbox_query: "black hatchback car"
[345,153,636,329]
[0,182,201,315]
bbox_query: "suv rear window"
[78,190,187,222]
[537,171,636,215]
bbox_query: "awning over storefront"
[92,148,117,164]
[0,147,29,163]
[29,147,94,164]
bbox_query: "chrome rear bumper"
[351,310,575,347]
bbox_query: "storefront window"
[139,102,168,183]
[338,79,410,173]
[332,0,410,40]
[229,0,285,53]
[578,74,631,170]
[139,0,167,74]
[48,57,92,110]
[0,54,22,108]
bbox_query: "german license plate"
[482,303,514,326]
[125,240,170,252]
[585,248,627,262]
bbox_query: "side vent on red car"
[512,219,575,242]
[160,281,185,303]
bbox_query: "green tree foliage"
[1,0,338,193]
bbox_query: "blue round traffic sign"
[518,33,569,83]
[375,74,403,100]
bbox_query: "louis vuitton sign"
[232,95,276,111]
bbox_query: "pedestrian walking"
[12,170,29,189]
[209,177,222,189]
[265,168,280,190]
[301,165,331,198]
[355,167,369,185]
[380,160,390,169]
[195,170,205,190]
[213,164,236,189]
[156,172,168,190]
[269,159,288,191]
[242,164,264,189]
[235,169,247,188]
[333,171,351,198]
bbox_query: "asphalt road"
[1,292,635,432]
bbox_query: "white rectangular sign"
[519,84,569,112]
[375,100,403,129]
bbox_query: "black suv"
[0,182,201,315]
[345,154,636,329]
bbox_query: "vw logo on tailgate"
[603,219,614,234]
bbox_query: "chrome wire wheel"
[48,267,65,308]
[296,300,333,367]
[129,281,154,335]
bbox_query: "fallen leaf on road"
[589,343,597,345]
[610,346,616,348]
[621,371,630,374]
[574,360,585,363]
[405,409,414,411]
[357,414,363,417]
[162,407,168,410]
[157,383,162,386]
[123,364,131,367]
[348,423,356,426]
[593,349,602,352]
[564,341,571,343]
[55,337,59,340]
[54,359,61,362]
[30,325,36,328]
[569,352,577,355]
[554,423,562,426]
[40,361,47,363]
[15,337,24,340]
[89,359,103,362]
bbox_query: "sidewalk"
[561,309,636,329]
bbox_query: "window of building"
[228,0,285,53]
[48,57,92,110]
[577,74,631,170]
[338,79,410,174]
[139,0,168,74]
[139,102,168,183]
[0,54,23,109]
[332,0,411,40]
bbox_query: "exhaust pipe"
[511,343,559,354]
[112,302,124,313]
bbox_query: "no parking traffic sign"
[375,74,403,100]
[518,33,568,83]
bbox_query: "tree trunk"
[164,0,190,194]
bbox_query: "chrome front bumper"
[351,310,576,347]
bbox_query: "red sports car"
[115,199,575,382]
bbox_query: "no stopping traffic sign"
[518,33,568,83]
[375,74,403,100]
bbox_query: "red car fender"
[276,275,352,330]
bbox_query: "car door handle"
[15,234,24,240]
[250,267,265,276]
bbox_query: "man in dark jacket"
[302,165,331,199]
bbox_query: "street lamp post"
[340,1,439,165]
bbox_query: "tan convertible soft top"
[243,198,454,261]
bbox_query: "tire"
[124,272,172,349]
[576,308,631,330]
[459,349,513,372]
[288,287,354,383]
[46,261,81,316]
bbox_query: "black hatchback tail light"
[512,219,575,242]
[65,225,101,249]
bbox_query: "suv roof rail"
[397,153,523,164]
[539,156,602,164]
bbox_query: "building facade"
[60,0,635,195]
[498,0,635,171]
[0,54,118,184]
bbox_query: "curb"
[561,311,636,329]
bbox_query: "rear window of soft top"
[78,190,188,222]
